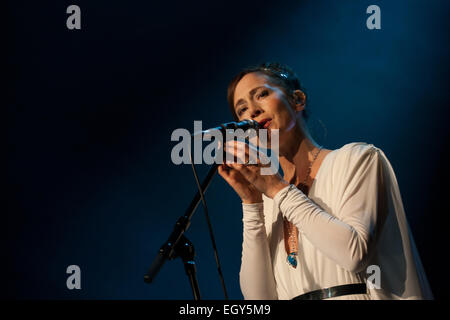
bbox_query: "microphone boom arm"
[143,164,219,290]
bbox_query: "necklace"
[284,145,323,268]
[301,145,323,188]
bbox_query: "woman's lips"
[259,118,272,129]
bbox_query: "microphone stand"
[144,120,260,299]
[144,163,218,300]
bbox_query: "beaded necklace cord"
[283,146,323,268]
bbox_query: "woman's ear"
[292,90,306,113]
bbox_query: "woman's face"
[233,72,304,147]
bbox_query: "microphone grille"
[244,119,260,129]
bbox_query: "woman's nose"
[250,107,263,119]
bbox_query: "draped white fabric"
[240,142,433,300]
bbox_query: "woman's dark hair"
[227,62,308,121]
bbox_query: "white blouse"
[240,142,433,300]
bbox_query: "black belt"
[292,283,367,300]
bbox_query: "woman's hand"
[218,164,263,204]
[218,140,289,201]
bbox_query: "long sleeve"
[273,146,386,273]
[239,202,278,299]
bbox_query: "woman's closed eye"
[237,106,247,116]
[257,89,269,99]
[236,90,269,116]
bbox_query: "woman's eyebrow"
[235,86,266,109]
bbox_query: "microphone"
[191,119,260,137]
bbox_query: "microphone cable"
[188,149,229,300]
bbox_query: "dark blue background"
[6,0,449,299]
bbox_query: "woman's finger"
[224,140,261,164]
[228,163,259,184]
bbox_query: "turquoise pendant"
[287,252,298,268]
